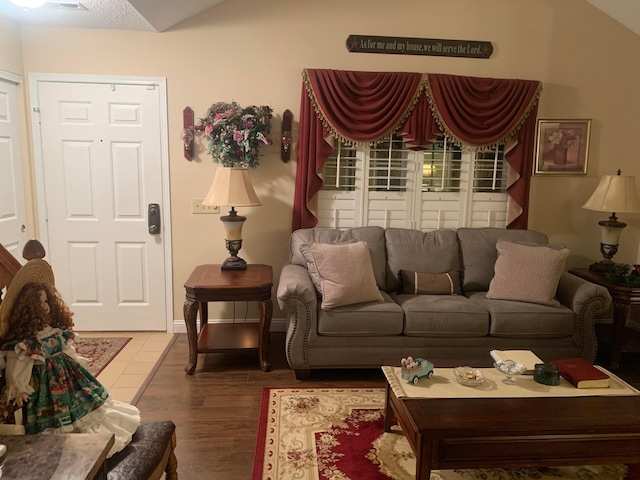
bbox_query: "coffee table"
[384,373,640,479]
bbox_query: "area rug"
[252,387,637,480]
[75,336,131,376]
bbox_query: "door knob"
[148,203,161,235]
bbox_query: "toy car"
[400,357,435,384]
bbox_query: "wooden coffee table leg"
[414,434,433,480]
[384,381,432,479]
[184,299,199,375]
[384,382,394,432]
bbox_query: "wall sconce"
[182,106,194,161]
[281,109,293,162]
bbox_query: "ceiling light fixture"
[58,2,87,10]
[9,0,47,9]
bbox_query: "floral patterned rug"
[75,336,131,376]
[252,387,636,480]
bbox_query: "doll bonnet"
[0,258,55,339]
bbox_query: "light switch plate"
[191,198,219,214]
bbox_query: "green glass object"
[533,363,560,386]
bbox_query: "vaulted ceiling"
[0,0,226,32]
[0,0,638,35]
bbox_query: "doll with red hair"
[0,259,140,457]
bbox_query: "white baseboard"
[172,317,287,334]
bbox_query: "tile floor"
[77,331,174,403]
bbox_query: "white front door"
[0,70,28,260]
[30,76,171,331]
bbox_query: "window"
[318,134,508,230]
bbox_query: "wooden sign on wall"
[346,35,493,59]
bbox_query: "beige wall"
[2,0,640,323]
[0,17,38,236]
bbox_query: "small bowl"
[453,366,484,387]
[494,360,527,385]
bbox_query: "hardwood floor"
[135,332,640,480]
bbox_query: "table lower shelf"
[596,323,640,354]
[197,322,260,352]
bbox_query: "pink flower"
[204,123,214,135]
[233,130,244,142]
[214,113,225,121]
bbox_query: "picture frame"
[533,119,591,175]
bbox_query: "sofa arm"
[277,264,318,370]
[556,272,612,362]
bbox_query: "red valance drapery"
[293,68,542,231]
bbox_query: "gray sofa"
[277,226,612,379]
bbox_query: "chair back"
[0,240,47,304]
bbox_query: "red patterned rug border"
[75,336,132,376]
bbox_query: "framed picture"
[534,119,591,175]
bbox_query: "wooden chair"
[0,239,46,305]
[0,241,178,479]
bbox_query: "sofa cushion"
[466,292,574,338]
[392,294,490,337]
[318,291,404,336]
[301,241,383,310]
[289,226,387,289]
[486,241,570,306]
[398,270,462,295]
[385,228,461,293]
[458,228,549,292]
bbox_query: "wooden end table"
[569,267,640,370]
[183,264,273,375]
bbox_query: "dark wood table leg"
[199,302,208,332]
[415,434,432,480]
[611,300,630,371]
[384,382,393,432]
[258,299,273,372]
[184,299,199,375]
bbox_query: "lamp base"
[221,255,247,271]
[589,260,616,273]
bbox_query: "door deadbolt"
[148,203,160,235]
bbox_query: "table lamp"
[202,166,261,270]
[581,169,640,272]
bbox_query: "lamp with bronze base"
[582,169,640,272]
[202,166,261,270]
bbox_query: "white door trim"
[28,73,174,333]
[0,69,21,85]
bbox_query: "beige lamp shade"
[582,174,640,214]
[202,166,261,207]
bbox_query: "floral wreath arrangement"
[196,102,273,169]
[605,263,640,287]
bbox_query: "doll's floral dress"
[0,326,140,457]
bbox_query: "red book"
[550,358,610,388]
